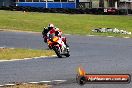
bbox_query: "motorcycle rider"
[42,24,69,51]
[42,24,57,43]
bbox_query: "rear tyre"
[44,37,47,43]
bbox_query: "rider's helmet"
[48,24,54,30]
[55,28,59,31]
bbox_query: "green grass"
[0,10,132,37]
[0,48,55,60]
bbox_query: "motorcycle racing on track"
[42,24,70,58]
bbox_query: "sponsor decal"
[76,67,131,85]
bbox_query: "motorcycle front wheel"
[53,46,62,58]
[64,47,70,57]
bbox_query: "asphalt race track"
[0,31,132,88]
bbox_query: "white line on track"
[28,82,40,84]
[107,36,114,37]
[52,80,67,82]
[39,81,52,83]
[86,35,131,39]
[87,35,95,36]
[0,79,67,87]
[0,55,56,62]
[0,85,4,87]
[23,58,32,60]
[40,56,48,58]
[4,84,16,86]
[33,57,42,59]
[123,37,130,38]
[0,47,5,49]
[51,55,57,57]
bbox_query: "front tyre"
[65,47,70,57]
[53,46,62,58]
[65,54,70,57]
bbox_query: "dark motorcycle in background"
[42,27,49,43]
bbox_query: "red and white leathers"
[54,28,67,45]
[47,28,66,50]
[47,28,56,37]
[55,28,62,37]
[56,37,66,51]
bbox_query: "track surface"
[0,31,132,88]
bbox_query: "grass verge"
[0,10,132,37]
[0,48,55,60]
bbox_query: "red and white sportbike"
[47,34,70,58]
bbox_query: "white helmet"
[48,24,54,28]
[55,28,59,31]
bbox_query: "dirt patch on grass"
[5,83,52,88]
